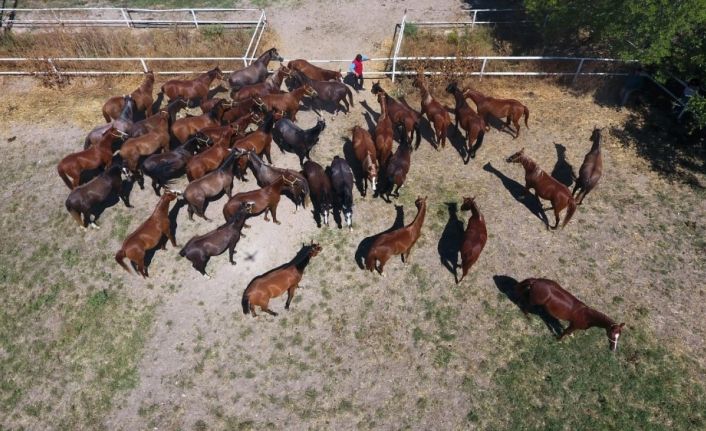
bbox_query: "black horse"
[229,48,283,90]
[302,160,333,227]
[328,156,354,230]
[290,70,353,114]
[142,135,206,196]
[272,118,326,165]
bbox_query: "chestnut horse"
[171,100,227,145]
[232,111,276,165]
[158,67,223,106]
[58,127,121,189]
[463,87,529,139]
[287,59,343,81]
[65,164,130,230]
[371,81,421,148]
[352,125,378,196]
[242,242,322,316]
[184,150,241,220]
[413,74,451,149]
[573,127,603,205]
[445,82,485,161]
[229,47,283,90]
[255,85,317,122]
[180,202,254,279]
[231,65,289,101]
[246,151,310,210]
[506,148,577,229]
[115,190,178,277]
[515,278,625,351]
[222,176,287,225]
[131,97,187,138]
[185,133,237,182]
[119,111,170,189]
[365,196,427,275]
[457,197,487,284]
[374,92,394,169]
[84,95,133,149]
[102,71,155,122]
[221,97,266,124]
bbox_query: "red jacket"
[353,58,364,76]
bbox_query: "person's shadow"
[355,205,404,269]
[493,275,564,337]
[551,143,575,187]
[437,202,464,282]
[483,162,549,227]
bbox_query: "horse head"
[144,70,155,82]
[415,196,427,209]
[268,48,284,62]
[162,188,182,200]
[445,82,459,94]
[505,148,525,163]
[371,81,384,95]
[460,196,476,211]
[210,66,224,81]
[303,85,318,98]
[607,323,625,352]
[308,241,322,257]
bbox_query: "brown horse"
[515,278,625,351]
[222,176,287,225]
[102,71,155,122]
[255,85,317,122]
[413,74,451,149]
[228,47,283,90]
[232,111,276,166]
[231,65,290,101]
[457,197,487,284]
[158,67,223,106]
[302,160,333,226]
[384,124,413,200]
[185,135,236,182]
[445,82,485,161]
[352,125,378,196]
[119,111,170,188]
[246,151,310,211]
[371,81,422,148]
[58,127,121,189]
[374,92,394,169]
[506,148,577,229]
[242,242,322,316]
[132,97,187,138]
[463,87,529,139]
[573,127,603,205]
[84,95,134,149]
[65,164,130,230]
[184,150,241,220]
[287,59,343,81]
[115,190,178,277]
[171,100,227,145]
[221,97,266,124]
[365,196,427,275]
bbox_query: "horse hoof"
[203,273,211,280]
[274,221,281,225]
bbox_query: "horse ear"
[619,323,625,328]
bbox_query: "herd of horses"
[57,46,621,351]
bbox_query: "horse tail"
[114,249,131,274]
[57,165,73,189]
[241,290,250,315]
[364,250,376,272]
[523,106,530,129]
[346,85,354,106]
[562,196,577,228]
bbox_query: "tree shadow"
[437,202,464,282]
[354,205,404,269]
[483,162,549,227]
[551,143,574,187]
[493,275,564,337]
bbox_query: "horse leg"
[261,299,278,316]
[551,202,562,230]
[68,208,85,229]
[558,323,576,340]
[269,204,281,225]
[152,179,161,196]
[285,285,297,310]
[402,247,412,263]
[513,117,521,139]
[187,204,195,221]
[166,228,177,248]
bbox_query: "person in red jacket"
[347,53,369,91]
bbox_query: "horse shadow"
[493,275,564,337]
[483,162,549,227]
[354,205,404,269]
[362,112,377,135]
[437,202,465,282]
[359,100,380,123]
[143,198,186,274]
[485,115,516,138]
[342,136,366,197]
[446,124,470,162]
[551,143,575,187]
[415,115,438,150]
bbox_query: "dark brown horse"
[142,136,205,195]
[255,85,317,122]
[229,47,283,90]
[384,124,412,200]
[115,190,178,277]
[242,242,322,316]
[84,95,133,149]
[445,82,485,161]
[287,59,343,81]
[179,202,254,279]
[131,97,187,138]
[463,87,529,139]
[374,92,394,169]
[365,196,427,275]
[184,150,241,220]
[302,160,333,226]
[506,148,577,229]
[371,81,421,148]
[102,71,155,121]
[118,111,170,189]
[413,74,451,149]
[328,156,354,229]
[221,97,267,124]
[352,125,378,196]
[515,278,625,351]
[291,70,353,114]
[158,67,223,106]
[171,100,227,145]
[457,197,487,284]
[573,127,603,205]
[65,164,130,230]
[58,127,121,189]
[231,65,290,101]
[222,176,287,225]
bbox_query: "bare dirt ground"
[1,1,705,430]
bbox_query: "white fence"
[0,7,264,28]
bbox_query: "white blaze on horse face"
[610,333,620,351]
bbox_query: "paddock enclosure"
[0,1,704,430]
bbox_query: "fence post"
[472,10,477,29]
[190,9,199,28]
[140,58,148,72]
[572,58,585,84]
[479,58,487,81]
[120,8,132,27]
[243,9,265,67]
[391,10,407,83]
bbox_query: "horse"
[118,111,170,189]
[65,164,130,230]
[222,176,288,226]
[515,278,625,351]
[242,242,322,316]
[115,190,179,277]
[131,97,187,138]
[58,127,121,189]
[506,148,577,229]
[185,132,238,182]
[272,117,326,165]
[413,74,451,149]
[351,125,378,196]
[287,59,343,82]
[365,196,427,275]
[290,70,353,114]
[302,160,333,227]
[457,197,487,284]
[374,92,394,169]
[229,47,283,90]
[245,151,310,210]
[328,156,354,230]
[170,100,227,145]
[232,111,276,167]
[158,67,223,106]
[221,97,267,124]
[255,85,317,122]
[371,81,421,148]
[445,82,485,162]
[84,95,133,149]
[195,123,242,148]
[198,84,229,113]
[573,127,604,205]
[102,71,155,122]
[142,135,206,195]
[384,124,413,200]
[179,202,254,279]
[463,86,529,139]
[231,65,290,101]
[184,150,241,220]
